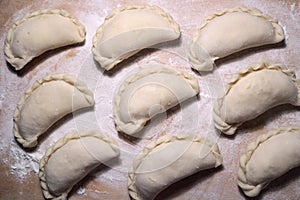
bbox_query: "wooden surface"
[0,0,300,199]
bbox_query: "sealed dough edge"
[113,65,199,136]
[127,135,222,200]
[189,6,284,72]
[92,5,180,70]
[39,130,120,200]
[13,74,95,148]
[213,62,300,135]
[4,9,86,70]
[237,127,300,197]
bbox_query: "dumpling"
[113,65,199,136]
[128,135,222,200]
[13,74,95,148]
[92,5,180,70]
[5,9,86,70]
[39,130,120,200]
[238,127,300,197]
[213,63,300,135]
[189,7,284,72]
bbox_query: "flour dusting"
[1,0,300,199]
[8,140,42,179]
[77,187,86,195]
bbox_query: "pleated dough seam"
[105,5,180,33]
[237,127,300,193]
[127,135,221,200]
[4,9,86,66]
[13,74,94,147]
[39,130,119,200]
[92,5,180,70]
[225,63,296,95]
[113,66,198,134]
[192,6,283,42]
[213,63,297,135]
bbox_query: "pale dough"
[213,63,300,135]
[128,135,222,200]
[13,74,94,148]
[189,7,284,72]
[113,65,199,136]
[39,130,120,200]
[4,9,86,70]
[92,5,180,70]
[238,127,300,197]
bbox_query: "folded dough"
[128,135,222,200]
[39,130,120,200]
[13,74,94,148]
[5,9,86,70]
[213,63,300,135]
[189,7,284,72]
[238,127,300,197]
[92,5,180,70]
[113,65,199,136]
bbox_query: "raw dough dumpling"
[92,5,180,70]
[39,130,120,200]
[213,63,300,135]
[13,74,95,148]
[113,65,199,136]
[128,135,222,200]
[5,9,86,70]
[238,127,300,197]
[189,7,284,72]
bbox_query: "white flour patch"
[282,24,289,42]
[9,140,42,179]
[76,187,86,195]
[0,93,4,109]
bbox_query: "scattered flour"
[0,93,4,109]
[282,25,289,42]
[76,187,86,195]
[7,138,88,195]
[1,1,300,199]
[8,139,42,179]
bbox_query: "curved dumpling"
[128,135,222,200]
[13,74,95,148]
[92,5,180,70]
[5,9,86,70]
[213,63,300,135]
[189,7,284,72]
[113,65,199,136]
[238,127,300,197]
[39,130,120,200]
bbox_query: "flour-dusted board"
[0,0,300,199]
